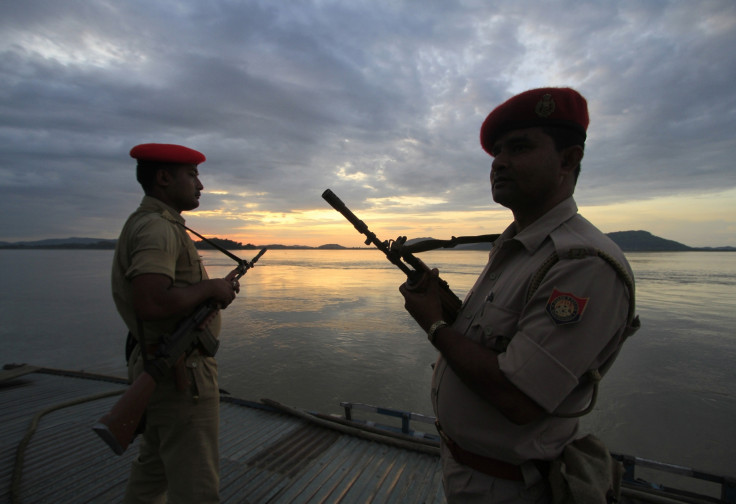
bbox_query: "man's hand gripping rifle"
[92,247,267,455]
[322,189,461,324]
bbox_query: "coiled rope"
[11,389,125,504]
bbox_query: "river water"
[1,249,734,477]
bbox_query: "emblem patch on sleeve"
[546,288,589,325]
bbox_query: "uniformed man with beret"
[112,143,239,503]
[400,88,638,503]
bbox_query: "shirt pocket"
[469,302,520,351]
[177,239,204,284]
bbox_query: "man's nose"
[491,155,505,173]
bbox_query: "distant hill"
[607,230,733,251]
[1,231,733,252]
[317,243,347,250]
[0,237,117,249]
[606,230,691,251]
[194,237,259,250]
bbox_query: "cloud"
[1,0,735,245]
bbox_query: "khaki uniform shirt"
[431,197,633,464]
[111,195,221,347]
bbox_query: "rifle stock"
[92,372,156,455]
[93,247,267,455]
[322,189,462,323]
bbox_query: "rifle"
[92,247,267,455]
[322,189,484,324]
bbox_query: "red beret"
[129,143,206,165]
[480,87,589,156]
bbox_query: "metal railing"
[340,401,736,504]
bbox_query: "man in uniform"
[400,88,637,503]
[112,143,240,503]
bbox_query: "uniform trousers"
[124,350,220,504]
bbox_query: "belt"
[435,420,524,481]
[145,344,201,359]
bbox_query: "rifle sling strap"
[401,234,501,254]
[176,222,245,266]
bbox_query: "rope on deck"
[11,389,125,504]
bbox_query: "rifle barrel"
[322,189,371,239]
[322,189,414,276]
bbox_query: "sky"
[1,0,735,248]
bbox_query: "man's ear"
[560,145,584,175]
[155,167,173,187]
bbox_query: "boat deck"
[1,365,445,503]
[3,365,733,504]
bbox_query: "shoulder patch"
[546,288,588,325]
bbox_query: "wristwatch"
[427,320,449,345]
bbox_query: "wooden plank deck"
[1,365,445,503]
